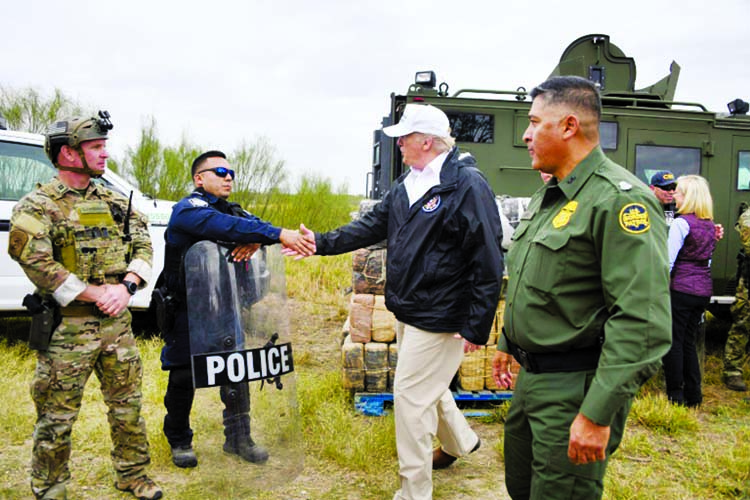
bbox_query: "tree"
[0,86,84,133]
[225,137,288,218]
[121,118,198,200]
[118,120,289,204]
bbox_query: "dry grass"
[1,263,748,499]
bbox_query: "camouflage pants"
[30,309,151,499]
[724,279,750,378]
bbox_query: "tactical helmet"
[44,110,113,162]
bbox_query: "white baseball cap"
[382,104,451,138]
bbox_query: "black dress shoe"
[432,438,481,470]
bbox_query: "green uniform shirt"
[500,147,671,426]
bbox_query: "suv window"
[0,141,56,201]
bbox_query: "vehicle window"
[446,112,494,143]
[600,122,618,150]
[0,141,56,201]
[737,151,750,191]
[635,145,701,185]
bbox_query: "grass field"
[0,255,749,499]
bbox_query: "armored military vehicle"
[368,34,750,307]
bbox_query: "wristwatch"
[122,280,138,295]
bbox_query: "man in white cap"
[288,104,503,499]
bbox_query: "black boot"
[220,383,269,464]
[170,445,198,468]
[223,437,269,463]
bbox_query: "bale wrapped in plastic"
[352,248,386,295]
[458,346,485,391]
[364,342,389,392]
[349,294,374,343]
[341,334,365,391]
[372,295,396,342]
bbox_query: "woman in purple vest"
[663,175,717,407]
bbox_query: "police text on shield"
[192,343,294,388]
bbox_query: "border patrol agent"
[492,77,671,500]
[723,206,750,392]
[296,104,504,500]
[8,113,161,500]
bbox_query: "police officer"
[159,150,314,469]
[492,77,671,500]
[8,113,161,500]
[723,206,750,392]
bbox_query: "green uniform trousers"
[30,310,151,499]
[504,368,630,500]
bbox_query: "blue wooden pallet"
[354,390,513,417]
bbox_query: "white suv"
[0,127,174,312]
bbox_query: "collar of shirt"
[404,151,448,207]
[554,146,607,201]
[52,177,99,198]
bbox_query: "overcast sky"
[5,0,749,194]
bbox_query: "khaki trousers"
[392,322,478,500]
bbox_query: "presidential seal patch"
[619,203,650,234]
[553,201,578,228]
[422,195,441,213]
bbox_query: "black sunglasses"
[196,167,235,179]
[659,184,677,192]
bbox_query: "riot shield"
[185,241,302,491]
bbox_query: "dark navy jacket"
[160,188,281,369]
[316,148,504,345]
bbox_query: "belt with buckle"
[504,332,602,374]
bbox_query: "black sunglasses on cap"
[195,166,235,180]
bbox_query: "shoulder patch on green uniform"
[8,230,28,259]
[12,212,46,237]
[619,203,650,234]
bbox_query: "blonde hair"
[676,175,714,220]
[427,133,456,153]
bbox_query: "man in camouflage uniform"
[723,207,750,392]
[7,112,162,500]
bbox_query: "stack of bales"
[341,200,396,392]
[456,287,522,391]
[341,200,519,393]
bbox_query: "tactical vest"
[41,182,131,285]
[161,193,249,301]
[163,242,188,300]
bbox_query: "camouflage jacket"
[8,177,153,306]
[737,206,750,255]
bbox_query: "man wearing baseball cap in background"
[649,170,678,226]
[287,103,504,499]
